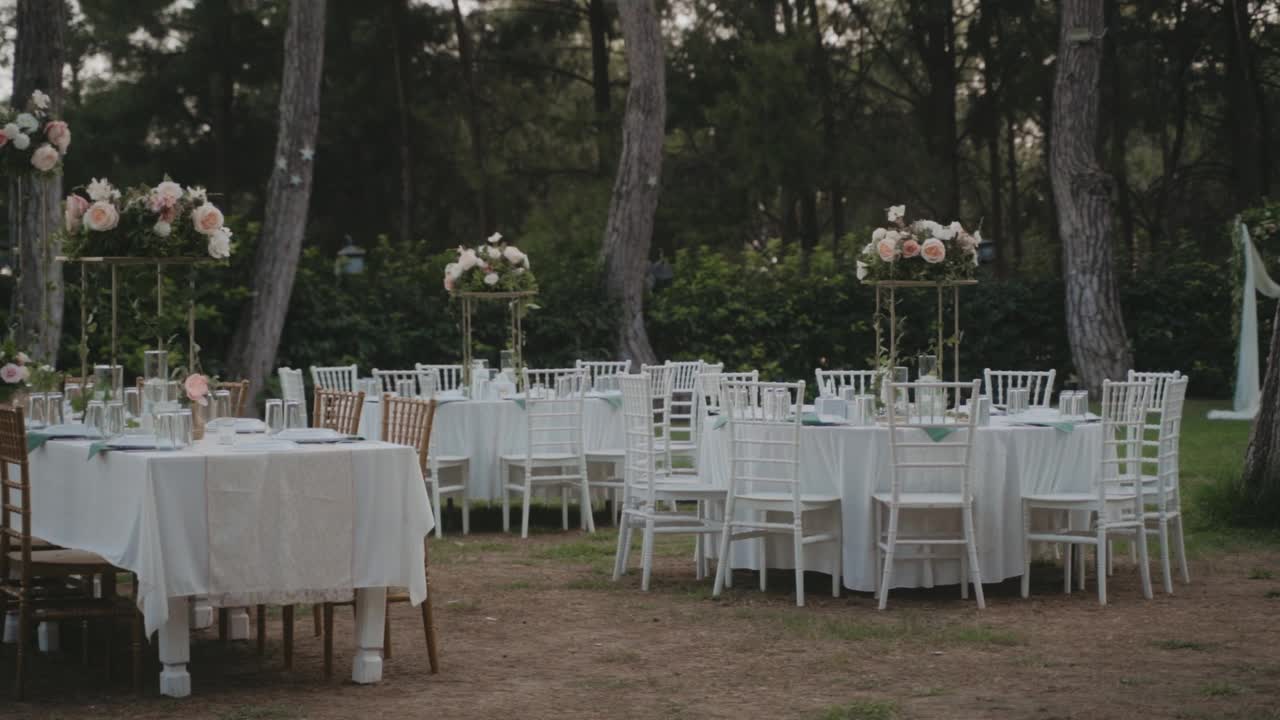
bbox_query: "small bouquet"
[0,338,35,406]
[444,232,536,294]
[857,205,981,283]
[62,177,232,260]
[0,89,70,177]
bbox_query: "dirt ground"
[6,521,1280,720]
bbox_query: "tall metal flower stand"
[871,279,977,382]
[454,290,537,388]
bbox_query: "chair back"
[665,360,705,449]
[1127,370,1183,412]
[278,367,309,424]
[216,379,251,417]
[417,364,463,393]
[313,388,365,435]
[311,364,358,393]
[0,406,32,586]
[982,369,1056,408]
[700,370,760,413]
[814,369,877,398]
[373,369,422,396]
[521,368,587,462]
[1096,380,1154,505]
[575,360,631,390]
[619,374,670,510]
[722,380,805,517]
[885,380,982,505]
[1135,375,1188,508]
[380,395,436,475]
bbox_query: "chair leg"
[580,476,596,533]
[432,479,443,539]
[256,604,266,656]
[1107,540,1115,576]
[520,472,533,539]
[878,507,899,610]
[1063,543,1072,594]
[640,517,656,592]
[758,511,768,593]
[962,506,985,609]
[461,479,471,536]
[1135,527,1153,600]
[282,605,294,670]
[218,607,229,642]
[15,598,29,700]
[712,518,732,598]
[612,513,630,580]
[131,609,143,695]
[312,603,323,637]
[792,527,805,608]
[1158,518,1173,594]
[1095,532,1108,606]
[1173,514,1190,583]
[875,500,885,596]
[322,603,334,679]
[561,485,570,531]
[501,462,511,533]
[831,508,842,598]
[1077,533,1087,591]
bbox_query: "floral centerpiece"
[61,177,233,260]
[857,205,981,283]
[0,89,70,177]
[444,232,536,294]
[0,338,39,406]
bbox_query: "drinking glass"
[84,400,106,434]
[530,383,546,400]
[500,349,516,375]
[155,412,176,450]
[285,401,304,430]
[105,401,125,436]
[892,366,909,416]
[92,365,114,401]
[172,409,193,449]
[143,350,168,380]
[109,365,124,399]
[166,380,182,404]
[265,399,284,435]
[26,393,47,425]
[917,354,938,380]
[45,393,64,425]
[123,387,140,418]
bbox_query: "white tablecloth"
[360,396,625,500]
[698,417,1101,591]
[29,438,434,637]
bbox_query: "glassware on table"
[917,354,938,380]
[1072,390,1089,417]
[84,400,106,434]
[976,395,992,426]
[92,365,114,401]
[123,387,140,418]
[891,366,909,417]
[211,390,234,445]
[166,380,182,404]
[105,401,125,436]
[265,399,284,435]
[154,412,176,450]
[500,349,516,375]
[44,393,64,425]
[529,383,546,400]
[285,401,304,430]
[26,393,47,425]
[1058,391,1072,417]
[143,350,168,380]
[171,409,193,449]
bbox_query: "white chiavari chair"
[711,380,841,607]
[278,367,309,425]
[982,369,1056,408]
[416,364,463,394]
[310,364,358,393]
[1128,371,1190,593]
[700,370,760,414]
[612,374,725,590]
[873,379,986,610]
[372,368,423,396]
[500,368,595,538]
[575,359,632,390]
[814,369,877,397]
[663,360,706,474]
[1021,380,1154,605]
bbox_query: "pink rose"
[901,239,921,259]
[444,274,455,292]
[921,238,946,264]
[876,238,897,262]
[44,121,70,153]
[191,202,224,235]
[83,201,119,232]
[64,194,89,232]
[0,364,23,385]
[184,373,210,406]
[0,134,7,148]
[30,144,59,172]
[158,204,179,223]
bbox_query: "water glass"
[211,390,232,420]
[976,396,992,426]
[264,399,284,434]
[500,349,516,375]
[155,412,176,450]
[171,409,193,449]
[105,401,125,436]
[1072,391,1089,417]
[45,393,64,425]
[84,400,106,434]
[285,401,304,429]
[892,366,909,416]
[529,383,546,400]
[123,387,140,418]
[143,350,168,380]
[917,354,938,380]
[26,393,47,425]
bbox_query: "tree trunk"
[452,0,492,235]
[1005,111,1022,271]
[1225,0,1266,209]
[588,0,612,175]
[9,0,65,363]
[1050,0,1131,396]
[391,0,413,244]
[227,0,326,405]
[807,0,842,260]
[602,0,663,367]
[1243,299,1280,512]
[911,0,958,219]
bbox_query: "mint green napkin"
[27,432,51,452]
[712,416,728,431]
[87,441,110,460]
[589,392,623,410]
[801,412,844,426]
[509,397,526,410]
[923,427,957,442]
[1018,421,1075,433]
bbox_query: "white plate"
[231,440,298,453]
[206,417,269,434]
[275,428,346,443]
[41,423,104,439]
[106,437,160,450]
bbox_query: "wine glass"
[285,401,304,430]
[265,399,284,435]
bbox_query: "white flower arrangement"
[858,205,981,283]
[63,176,233,260]
[1,89,70,177]
[445,231,536,294]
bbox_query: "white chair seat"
[585,448,625,460]
[872,491,967,509]
[432,454,469,467]
[739,491,840,507]
[500,452,580,464]
[1022,491,1137,505]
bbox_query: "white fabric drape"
[1210,220,1280,420]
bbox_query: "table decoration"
[446,232,538,387]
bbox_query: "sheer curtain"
[1210,220,1280,420]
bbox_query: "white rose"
[83,201,120,232]
[12,133,30,150]
[502,245,524,263]
[884,230,901,243]
[2,124,19,139]
[15,113,37,133]
[932,225,956,241]
[483,272,500,286]
[154,180,183,204]
[872,228,887,242]
[87,178,116,202]
[191,202,225,235]
[458,248,479,270]
[154,221,172,237]
[949,221,964,234]
[887,204,906,223]
[30,144,58,172]
[30,90,49,110]
[16,352,30,364]
[856,261,868,280]
[207,227,232,259]
[487,231,503,245]
[446,263,463,281]
[186,185,207,203]
[486,246,501,260]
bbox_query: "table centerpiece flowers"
[443,232,536,294]
[857,204,980,284]
[61,177,233,260]
[0,89,70,178]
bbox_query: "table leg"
[228,608,251,640]
[351,587,387,684]
[190,596,214,631]
[37,621,59,653]
[159,596,192,698]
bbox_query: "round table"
[360,394,625,500]
[698,415,1102,592]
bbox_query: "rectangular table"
[28,437,434,697]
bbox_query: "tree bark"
[601,0,663,367]
[9,0,66,363]
[1005,111,1022,271]
[587,0,612,175]
[1243,297,1280,512]
[452,0,492,235]
[1050,0,1131,396]
[391,0,413,244]
[227,0,326,405]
